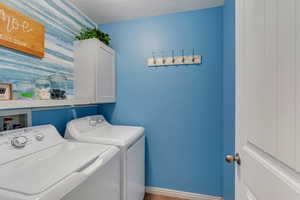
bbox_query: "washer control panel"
[66,115,108,136]
[0,128,47,149]
[0,125,64,165]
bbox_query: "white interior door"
[235,0,300,199]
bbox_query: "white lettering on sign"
[0,33,27,47]
[0,8,33,33]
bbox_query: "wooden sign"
[0,3,45,57]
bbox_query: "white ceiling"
[69,0,224,25]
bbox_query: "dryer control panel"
[66,115,107,135]
[0,125,64,165]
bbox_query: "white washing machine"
[65,115,145,200]
[0,125,120,200]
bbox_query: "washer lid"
[0,142,111,195]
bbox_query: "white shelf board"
[0,98,94,110]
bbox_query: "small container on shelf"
[15,80,35,100]
[3,117,13,131]
[35,77,51,100]
[48,73,67,100]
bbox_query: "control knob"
[11,136,28,148]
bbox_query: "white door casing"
[235,0,300,199]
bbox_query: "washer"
[0,125,120,200]
[65,115,145,200]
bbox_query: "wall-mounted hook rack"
[148,49,202,67]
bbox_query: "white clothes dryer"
[65,115,145,200]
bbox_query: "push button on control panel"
[11,136,28,148]
[89,117,104,127]
[35,134,45,141]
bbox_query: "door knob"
[225,153,241,165]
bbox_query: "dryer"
[65,115,145,200]
[0,125,120,200]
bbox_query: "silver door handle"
[225,153,241,165]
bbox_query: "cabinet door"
[96,47,116,103]
[74,39,97,102]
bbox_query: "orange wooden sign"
[0,3,45,57]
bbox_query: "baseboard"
[146,187,223,200]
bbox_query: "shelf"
[0,98,94,110]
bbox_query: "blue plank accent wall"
[0,1,99,135]
[0,0,97,94]
[99,7,224,197]
[223,0,235,200]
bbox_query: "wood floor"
[144,193,187,200]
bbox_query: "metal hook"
[172,50,175,64]
[152,52,156,65]
[192,48,195,63]
[162,51,166,64]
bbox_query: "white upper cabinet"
[74,38,116,103]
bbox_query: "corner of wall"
[222,0,235,200]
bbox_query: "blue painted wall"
[99,7,224,197]
[32,106,99,135]
[0,1,235,198]
[223,0,235,200]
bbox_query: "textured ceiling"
[69,0,224,24]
